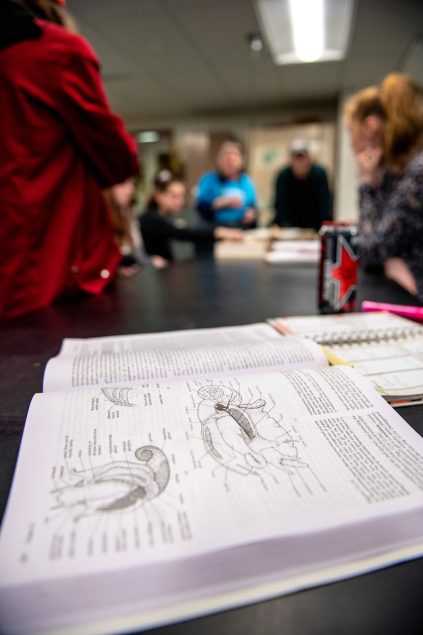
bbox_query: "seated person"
[344,73,423,301]
[139,171,243,266]
[271,140,331,231]
[195,141,258,228]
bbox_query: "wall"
[136,104,356,227]
[334,94,359,222]
[170,114,338,224]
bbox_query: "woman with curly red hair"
[345,73,423,300]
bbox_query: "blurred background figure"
[158,150,185,180]
[24,0,77,30]
[345,72,423,301]
[104,178,145,277]
[271,139,332,231]
[139,171,243,267]
[195,141,258,229]
[0,0,139,318]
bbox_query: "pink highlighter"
[361,300,423,323]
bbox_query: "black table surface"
[1,259,422,635]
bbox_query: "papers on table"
[265,240,320,264]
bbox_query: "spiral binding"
[313,324,422,346]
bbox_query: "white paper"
[271,240,320,252]
[58,324,280,357]
[44,326,327,392]
[265,251,320,264]
[265,240,320,264]
[331,340,423,397]
[269,312,423,343]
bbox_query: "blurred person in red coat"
[0,0,140,318]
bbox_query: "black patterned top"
[359,149,423,302]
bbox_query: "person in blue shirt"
[196,141,258,228]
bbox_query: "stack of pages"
[215,228,271,259]
[265,239,320,264]
[269,312,423,405]
[215,227,318,261]
[1,322,423,635]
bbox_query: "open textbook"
[1,323,423,635]
[269,312,423,406]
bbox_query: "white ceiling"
[68,0,423,130]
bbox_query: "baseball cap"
[290,139,310,156]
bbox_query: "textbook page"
[43,328,328,392]
[58,323,280,357]
[1,367,423,634]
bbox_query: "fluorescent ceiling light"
[137,131,159,143]
[289,0,324,62]
[255,0,355,65]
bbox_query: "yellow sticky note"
[322,346,354,367]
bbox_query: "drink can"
[318,222,359,313]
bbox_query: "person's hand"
[355,145,383,185]
[212,195,243,209]
[384,258,417,295]
[242,208,257,225]
[151,255,169,269]
[214,227,244,242]
[118,263,140,278]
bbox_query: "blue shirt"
[196,172,257,226]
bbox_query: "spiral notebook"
[268,312,423,406]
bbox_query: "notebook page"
[330,339,423,398]
[269,312,423,344]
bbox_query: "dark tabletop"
[1,259,422,635]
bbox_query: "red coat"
[0,21,139,318]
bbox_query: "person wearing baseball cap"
[0,0,140,317]
[289,139,310,156]
[271,139,332,231]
